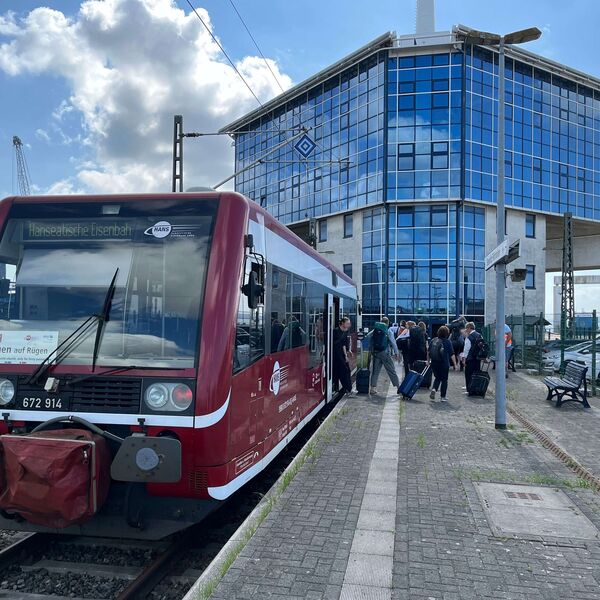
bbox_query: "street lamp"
[460,26,541,430]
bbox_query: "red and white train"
[0,192,357,538]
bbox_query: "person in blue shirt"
[428,325,456,402]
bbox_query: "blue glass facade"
[386,53,463,201]
[465,46,600,218]
[230,40,600,328]
[361,203,485,329]
[235,53,386,223]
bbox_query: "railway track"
[0,398,340,599]
[0,530,198,600]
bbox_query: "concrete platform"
[206,365,600,599]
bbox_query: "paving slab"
[208,363,600,599]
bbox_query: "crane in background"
[12,136,31,195]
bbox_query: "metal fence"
[483,312,600,395]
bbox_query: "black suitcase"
[413,360,432,388]
[468,371,490,397]
[356,368,370,394]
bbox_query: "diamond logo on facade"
[294,134,316,158]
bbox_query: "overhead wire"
[224,1,346,174]
[227,0,286,94]
[184,0,349,194]
[183,0,263,107]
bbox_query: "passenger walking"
[407,320,427,369]
[396,320,411,378]
[449,315,466,371]
[332,317,353,396]
[428,325,456,402]
[368,317,401,395]
[460,322,483,390]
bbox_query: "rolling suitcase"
[356,338,370,394]
[356,365,370,394]
[468,362,490,397]
[412,359,433,388]
[399,364,431,400]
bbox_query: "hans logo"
[144,221,172,238]
[270,361,281,395]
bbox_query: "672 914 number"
[21,397,63,409]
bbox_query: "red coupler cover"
[0,428,111,528]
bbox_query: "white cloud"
[0,0,292,193]
[35,128,50,142]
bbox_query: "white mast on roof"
[415,0,436,34]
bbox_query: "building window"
[344,214,353,238]
[343,263,353,278]
[525,264,535,289]
[318,219,327,242]
[431,142,448,170]
[398,143,415,171]
[525,214,536,238]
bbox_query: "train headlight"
[145,384,169,409]
[144,382,194,412]
[0,379,15,405]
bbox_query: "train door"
[324,293,340,403]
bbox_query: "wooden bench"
[543,362,590,408]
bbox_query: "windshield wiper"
[66,364,140,386]
[92,268,119,371]
[26,268,120,386]
[26,315,99,386]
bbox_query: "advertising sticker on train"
[0,331,58,364]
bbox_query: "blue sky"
[1,0,598,197]
[0,0,599,313]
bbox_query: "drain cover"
[474,482,599,540]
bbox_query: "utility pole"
[172,115,184,192]
[460,26,541,430]
[12,136,31,196]
[561,211,575,338]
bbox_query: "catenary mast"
[12,136,31,196]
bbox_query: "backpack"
[449,316,465,341]
[372,323,388,352]
[409,326,425,352]
[475,338,489,360]
[429,337,445,363]
[468,332,488,360]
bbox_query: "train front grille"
[71,378,142,413]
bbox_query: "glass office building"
[223,28,600,329]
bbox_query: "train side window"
[307,281,325,368]
[269,267,289,353]
[290,275,307,349]
[234,260,265,373]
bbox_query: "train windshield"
[0,199,217,369]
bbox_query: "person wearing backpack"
[428,325,456,402]
[460,322,487,390]
[407,321,427,370]
[368,317,401,395]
